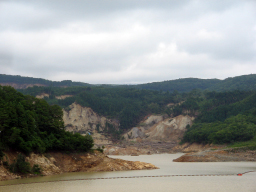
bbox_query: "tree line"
[181,90,256,145]
[0,86,93,154]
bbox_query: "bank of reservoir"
[1,154,256,192]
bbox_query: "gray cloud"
[0,0,256,84]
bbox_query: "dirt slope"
[173,148,256,162]
[0,151,158,181]
[123,115,194,143]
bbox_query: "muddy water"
[1,153,256,192]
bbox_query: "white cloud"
[0,0,256,83]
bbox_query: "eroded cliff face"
[123,115,194,143]
[63,103,106,133]
[36,94,73,99]
[36,93,49,99]
[104,115,194,155]
[63,103,115,145]
[0,151,158,181]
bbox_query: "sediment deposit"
[173,148,256,162]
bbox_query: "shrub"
[3,161,9,168]
[0,150,4,161]
[32,164,42,175]
[96,146,104,153]
[9,154,31,174]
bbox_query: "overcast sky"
[0,0,256,84]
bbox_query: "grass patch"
[227,136,256,150]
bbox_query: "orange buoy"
[237,173,243,176]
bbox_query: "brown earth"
[0,151,158,181]
[104,141,178,155]
[55,95,74,100]
[173,148,256,162]
[103,142,224,156]
[123,115,194,143]
[36,93,50,99]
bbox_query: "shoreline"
[173,147,256,162]
[0,151,158,182]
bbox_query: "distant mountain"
[0,74,92,89]
[129,78,221,92]
[125,74,256,92]
[1,73,256,92]
[207,74,256,92]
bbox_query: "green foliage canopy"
[0,86,93,154]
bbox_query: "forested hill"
[129,78,221,92]
[1,74,256,92]
[0,74,92,88]
[0,85,93,154]
[19,85,256,147]
[19,86,176,137]
[129,74,256,92]
[206,74,256,92]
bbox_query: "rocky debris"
[60,103,194,150]
[123,115,194,143]
[172,143,224,153]
[93,133,113,145]
[103,141,228,156]
[0,151,158,181]
[0,167,20,181]
[173,148,256,162]
[104,141,178,155]
[26,153,61,176]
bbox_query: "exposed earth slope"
[63,103,115,145]
[0,151,158,181]
[173,148,256,162]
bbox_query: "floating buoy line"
[0,171,255,187]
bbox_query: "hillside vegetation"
[129,78,221,92]
[130,74,256,92]
[0,74,92,87]
[178,91,256,148]
[1,73,256,147]
[0,86,93,154]
[19,86,176,138]
[19,85,256,147]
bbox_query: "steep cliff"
[63,103,115,145]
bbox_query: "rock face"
[63,103,116,145]
[124,115,194,143]
[104,115,195,155]
[63,103,105,134]
[0,151,158,181]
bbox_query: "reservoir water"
[1,153,256,192]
